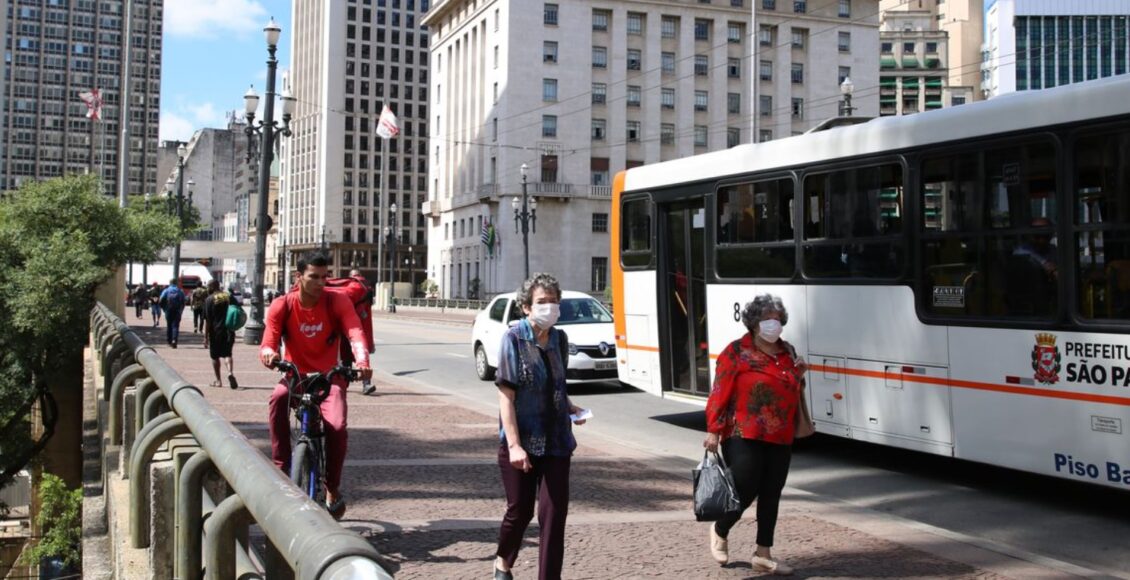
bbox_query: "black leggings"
[714,437,792,547]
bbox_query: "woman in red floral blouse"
[703,294,807,575]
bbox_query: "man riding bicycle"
[259,251,372,518]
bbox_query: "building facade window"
[694,125,708,147]
[728,92,741,114]
[627,85,642,106]
[695,54,709,75]
[543,41,558,63]
[838,31,850,52]
[591,257,608,292]
[760,59,773,80]
[791,28,807,49]
[592,82,607,104]
[760,129,773,142]
[626,120,641,141]
[793,0,806,13]
[627,12,643,35]
[839,66,851,83]
[791,62,804,83]
[763,0,776,9]
[543,78,558,101]
[544,3,558,26]
[592,213,609,232]
[662,52,676,74]
[694,19,710,41]
[727,127,741,148]
[792,97,804,119]
[592,118,606,140]
[542,115,557,137]
[661,88,675,108]
[694,90,709,111]
[627,49,642,70]
[592,46,607,68]
[592,9,609,31]
[661,123,675,145]
[759,25,774,46]
[728,57,741,78]
[728,22,743,43]
[760,95,773,116]
[838,0,850,18]
[662,16,678,38]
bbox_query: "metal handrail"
[91,302,392,579]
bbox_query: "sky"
[159,0,293,143]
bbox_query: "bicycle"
[271,360,359,514]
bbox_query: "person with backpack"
[158,279,187,348]
[259,251,371,520]
[203,279,239,389]
[133,283,149,320]
[191,284,210,336]
[345,269,377,395]
[148,284,162,327]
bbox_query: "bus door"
[662,200,710,396]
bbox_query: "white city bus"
[610,76,1130,489]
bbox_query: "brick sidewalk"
[129,307,1012,579]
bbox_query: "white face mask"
[758,319,783,342]
[529,303,560,329]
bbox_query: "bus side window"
[1074,128,1130,321]
[622,198,652,268]
[920,141,1058,319]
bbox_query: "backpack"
[225,303,248,331]
[191,287,209,310]
[162,288,185,313]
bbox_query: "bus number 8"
[733,302,741,322]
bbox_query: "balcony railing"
[532,181,574,195]
[589,185,612,198]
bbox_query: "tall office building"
[878,3,975,115]
[280,0,431,285]
[1,0,162,196]
[982,0,1130,97]
[422,0,878,299]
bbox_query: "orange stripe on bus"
[610,171,627,357]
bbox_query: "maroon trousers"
[496,444,571,580]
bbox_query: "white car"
[473,291,618,384]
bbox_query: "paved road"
[371,315,1130,579]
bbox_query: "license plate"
[595,360,617,371]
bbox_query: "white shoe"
[751,555,793,576]
[708,524,728,565]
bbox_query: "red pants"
[268,377,348,495]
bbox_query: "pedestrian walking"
[493,273,587,580]
[148,284,162,326]
[203,280,238,389]
[132,283,149,320]
[190,283,210,334]
[702,293,809,575]
[158,279,187,348]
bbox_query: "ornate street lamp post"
[512,163,538,281]
[242,17,295,344]
[840,77,855,117]
[385,203,398,312]
[170,143,190,284]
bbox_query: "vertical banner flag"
[481,218,496,257]
[79,88,103,121]
[376,105,400,139]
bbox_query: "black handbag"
[692,450,741,522]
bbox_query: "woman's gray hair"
[516,273,562,307]
[741,293,788,332]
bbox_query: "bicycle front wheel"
[289,441,322,502]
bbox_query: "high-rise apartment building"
[878,5,975,115]
[982,0,1130,97]
[422,0,878,299]
[1,0,163,197]
[280,0,431,285]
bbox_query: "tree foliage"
[0,175,181,487]
[19,473,83,568]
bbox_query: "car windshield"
[557,298,613,325]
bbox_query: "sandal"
[228,374,239,390]
[326,497,346,520]
[751,555,794,576]
[209,381,222,388]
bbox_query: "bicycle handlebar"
[270,360,360,403]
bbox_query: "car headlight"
[568,343,578,355]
